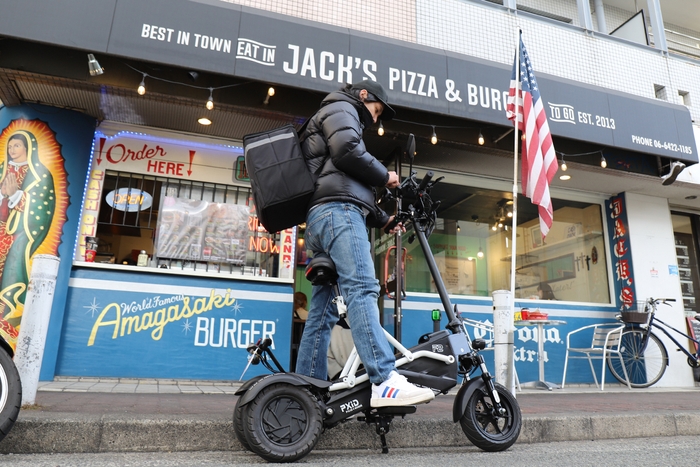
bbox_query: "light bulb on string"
[457,222,461,232]
[492,223,497,231]
[206,88,214,110]
[137,74,146,95]
[430,126,437,145]
[378,120,384,136]
[507,211,513,218]
[600,155,607,168]
[263,86,275,105]
[477,247,484,259]
[561,155,567,171]
[478,130,485,145]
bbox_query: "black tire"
[607,329,668,388]
[459,382,521,452]
[233,396,251,451]
[242,383,322,463]
[0,348,22,442]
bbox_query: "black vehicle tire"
[242,383,322,463]
[233,397,251,451]
[607,329,668,388]
[0,348,22,442]
[459,382,521,452]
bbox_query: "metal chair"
[461,318,521,391]
[561,323,631,390]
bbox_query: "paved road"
[3,435,699,466]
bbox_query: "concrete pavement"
[1,377,698,454]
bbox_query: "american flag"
[506,33,557,238]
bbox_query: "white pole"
[14,254,61,405]
[510,31,521,335]
[507,30,522,397]
[492,290,515,395]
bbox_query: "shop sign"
[3,0,695,159]
[606,194,636,311]
[101,0,696,162]
[92,129,244,184]
[57,270,293,380]
[106,187,153,212]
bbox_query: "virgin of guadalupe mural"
[0,120,68,350]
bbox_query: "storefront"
[1,0,698,386]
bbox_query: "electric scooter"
[233,135,521,462]
[0,334,21,442]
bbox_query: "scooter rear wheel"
[0,348,21,442]
[459,382,521,452]
[233,397,251,451]
[243,383,322,462]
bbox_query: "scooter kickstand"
[376,416,392,454]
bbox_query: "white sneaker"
[661,161,685,186]
[370,371,435,408]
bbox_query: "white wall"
[625,192,695,387]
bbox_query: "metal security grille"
[98,171,279,276]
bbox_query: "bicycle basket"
[621,300,650,324]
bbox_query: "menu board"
[156,196,249,264]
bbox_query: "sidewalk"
[2,377,699,454]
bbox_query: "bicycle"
[607,297,700,388]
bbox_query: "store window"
[77,125,291,279]
[92,171,279,276]
[671,213,699,316]
[376,170,611,304]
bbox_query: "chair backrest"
[591,325,622,350]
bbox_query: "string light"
[263,87,275,105]
[430,126,438,145]
[125,63,250,108]
[137,74,146,95]
[556,150,608,171]
[457,222,461,232]
[478,130,485,145]
[206,88,214,110]
[378,120,384,136]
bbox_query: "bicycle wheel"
[607,329,668,388]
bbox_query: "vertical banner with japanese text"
[606,194,636,310]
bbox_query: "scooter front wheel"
[0,348,21,442]
[243,383,323,462]
[459,382,521,452]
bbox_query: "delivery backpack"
[243,122,316,233]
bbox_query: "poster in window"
[156,196,249,264]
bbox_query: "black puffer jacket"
[300,91,390,228]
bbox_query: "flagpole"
[509,31,520,318]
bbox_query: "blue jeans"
[295,202,395,384]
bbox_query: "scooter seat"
[305,255,339,286]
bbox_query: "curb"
[3,411,700,454]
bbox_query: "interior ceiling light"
[477,246,484,259]
[206,88,214,110]
[560,174,571,180]
[87,54,104,76]
[198,117,212,125]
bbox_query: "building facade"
[0,0,699,386]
